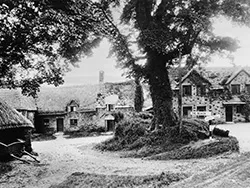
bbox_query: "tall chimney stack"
[99,70,104,84]
[99,70,105,94]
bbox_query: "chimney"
[99,70,105,94]
[99,70,104,84]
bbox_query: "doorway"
[225,106,233,122]
[106,120,115,132]
[57,118,64,132]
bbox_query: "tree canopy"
[0,0,104,96]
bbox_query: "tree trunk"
[146,51,176,130]
[134,77,144,112]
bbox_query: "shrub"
[64,122,105,138]
[111,111,124,123]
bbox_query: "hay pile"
[96,117,239,159]
[147,136,239,160]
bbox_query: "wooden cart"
[0,139,39,164]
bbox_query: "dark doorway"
[225,106,233,122]
[107,120,115,132]
[183,106,192,118]
[57,118,64,132]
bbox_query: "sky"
[62,17,250,86]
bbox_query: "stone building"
[0,74,136,133]
[172,67,250,123]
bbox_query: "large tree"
[0,0,103,96]
[1,0,250,130]
[96,0,250,130]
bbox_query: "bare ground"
[0,126,250,188]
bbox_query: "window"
[70,106,76,112]
[43,119,50,127]
[70,119,78,126]
[107,104,114,111]
[231,84,240,95]
[236,105,243,114]
[197,106,206,112]
[197,85,206,96]
[183,85,192,96]
[246,84,250,94]
[183,106,192,117]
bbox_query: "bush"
[111,111,124,123]
[64,122,105,138]
[96,118,150,151]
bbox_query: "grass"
[50,172,187,188]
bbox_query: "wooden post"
[178,52,183,133]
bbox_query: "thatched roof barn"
[0,99,34,130]
[0,99,34,154]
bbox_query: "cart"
[0,139,39,164]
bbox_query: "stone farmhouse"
[0,77,136,133]
[172,66,250,123]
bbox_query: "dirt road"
[0,134,249,188]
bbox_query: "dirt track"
[0,134,249,188]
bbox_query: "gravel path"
[0,132,247,188]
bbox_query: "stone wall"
[173,75,247,122]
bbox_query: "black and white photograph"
[1,0,250,187]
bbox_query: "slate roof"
[170,66,250,89]
[203,66,250,88]
[0,89,36,111]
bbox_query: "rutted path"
[0,134,248,188]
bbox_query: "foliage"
[96,117,151,151]
[64,122,105,138]
[51,172,187,188]
[110,111,124,123]
[0,0,104,97]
